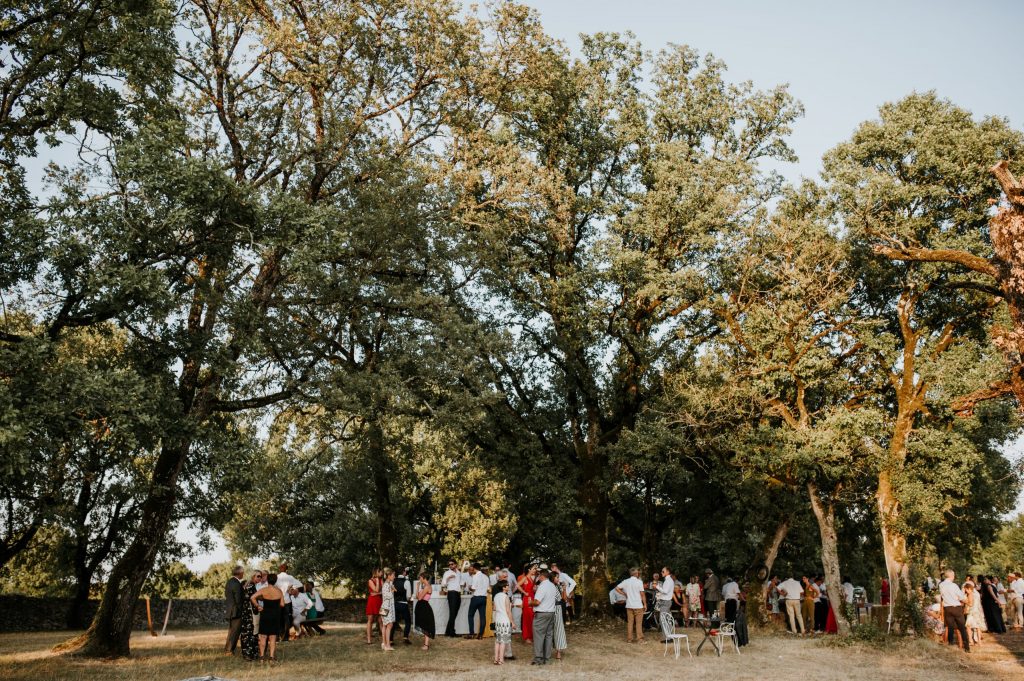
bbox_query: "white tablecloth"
[413,589,492,636]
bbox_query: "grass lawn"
[1,622,1021,681]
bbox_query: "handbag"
[379,605,390,617]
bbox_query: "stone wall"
[0,596,367,632]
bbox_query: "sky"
[527,0,1023,183]
[173,0,1024,571]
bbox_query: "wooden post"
[145,597,156,637]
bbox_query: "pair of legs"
[625,607,644,642]
[365,614,381,643]
[390,602,412,643]
[532,612,555,664]
[279,604,293,641]
[467,596,487,637]
[445,591,462,637]
[943,606,970,652]
[382,620,394,650]
[257,633,278,661]
[785,600,805,634]
[224,617,242,653]
[493,625,512,664]
[800,600,814,631]
[1009,596,1023,628]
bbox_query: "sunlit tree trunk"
[807,481,850,635]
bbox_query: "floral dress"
[381,581,396,625]
[240,581,259,660]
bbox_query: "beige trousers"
[785,599,805,633]
[626,607,645,641]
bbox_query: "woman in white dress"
[381,568,396,651]
[492,579,513,665]
[686,575,703,623]
[964,581,986,645]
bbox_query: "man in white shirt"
[466,563,490,639]
[842,579,854,603]
[778,575,805,634]
[722,576,741,622]
[531,570,559,665]
[289,585,312,635]
[615,567,647,644]
[1007,572,1024,628]
[276,563,298,641]
[938,570,969,652]
[551,563,577,623]
[441,560,462,637]
[303,579,327,636]
[655,566,675,616]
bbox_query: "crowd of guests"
[609,567,749,647]
[223,563,326,663]
[765,573,858,634]
[224,558,1023,664]
[925,570,1024,653]
[361,560,575,665]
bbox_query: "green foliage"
[972,513,1024,574]
[145,561,201,600]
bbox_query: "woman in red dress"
[518,564,538,643]
[365,568,383,644]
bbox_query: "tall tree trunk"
[368,419,399,568]
[639,479,658,576]
[67,440,191,657]
[876,470,912,632]
[807,481,850,635]
[752,516,790,624]
[578,435,610,616]
[67,572,93,630]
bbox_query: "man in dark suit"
[224,565,245,654]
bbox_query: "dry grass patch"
[0,623,1019,680]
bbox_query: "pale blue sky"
[527,0,1023,181]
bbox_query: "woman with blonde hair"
[380,568,396,651]
[365,567,383,644]
[964,581,985,646]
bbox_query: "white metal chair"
[660,612,691,659]
[716,622,740,654]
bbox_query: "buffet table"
[413,589,493,637]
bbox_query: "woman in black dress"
[980,575,1007,634]
[414,572,435,650]
[240,571,261,661]
[252,573,285,662]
